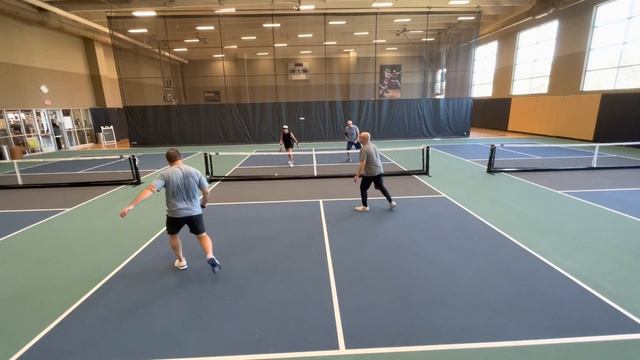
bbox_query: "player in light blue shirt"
[120,148,221,273]
[344,120,361,162]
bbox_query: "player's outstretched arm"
[120,184,157,217]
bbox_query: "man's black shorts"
[347,141,362,150]
[166,214,206,235]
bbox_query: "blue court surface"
[239,150,392,167]
[15,153,194,174]
[565,189,640,220]
[432,143,604,161]
[19,196,640,359]
[0,210,62,239]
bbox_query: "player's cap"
[282,125,288,129]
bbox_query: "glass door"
[61,109,77,148]
[71,109,88,145]
[5,110,27,155]
[35,110,56,152]
[48,110,65,150]
[22,109,43,154]
[0,110,12,149]
[81,109,95,144]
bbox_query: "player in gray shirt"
[120,148,221,273]
[344,120,360,162]
[353,132,396,212]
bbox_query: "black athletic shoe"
[207,256,222,273]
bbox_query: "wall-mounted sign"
[288,62,310,80]
[204,90,221,103]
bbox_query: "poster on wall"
[204,90,221,103]
[378,64,401,99]
[288,62,310,80]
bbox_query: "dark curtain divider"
[593,93,640,142]
[90,108,130,141]
[125,98,472,146]
[470,98,511,131]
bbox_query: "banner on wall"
[204,90,221,103]
[378,64,401,99]
[288,62,310,80]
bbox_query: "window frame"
[510,19,559,96]
[471,40,498,98]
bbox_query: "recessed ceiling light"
[184,39,199,43]
[372,2,393,7]
[373,39,386,43]
[422,38,435,41]
[213,54,225,58]
[324,41,337,45]
[354,32,369,35]
[263,23,281,28]
[196,26,215,31]
[300,50,312,54]
[386,47,398,50]
[394,19,411,23]
[215,8,235,13]
[127,28,148,33]
[343,49,355,52]
[257,52,269,56]
[173,48,188,52]
[458,16,476,20]
[241,36,257,40]
[449,0,471,4]
[409,30,425,33]
[329,20,346,25]
[299,4,315,10]
[132,10,156,17]
[298,33,313,38]
[274,43,288,47]
[224,45,238,49]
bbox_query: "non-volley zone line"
[207,195,444,206]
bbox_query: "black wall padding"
[124,98,472,146]
[90,108,130,141]
[470,98,511,131]
[593,93,640,142]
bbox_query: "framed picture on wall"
[204,90,221,103]
[378,64,401,99]
[288,62,310,80]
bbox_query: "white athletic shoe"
[288,161,294,168]
[174,258,188,270]
[389,201,397,210]
[354,205,370,212]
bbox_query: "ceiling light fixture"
[354,32,369,35]
[127,28,148,33]
[372,2,393,7]
[324,41,337,45]
[343,49,355,52]
[196,26,215,31]
[263,23,281,28]
[458,16,476,20]
[241,36,257,40]
[329,20,346,25]
[386,47,398,50]
[132,10,156,17]
[449,0,471,4]
[394,18,411,23]
[373,39,386,43]
[213,54,225,58]
[298,33,313,38]
[256,52,269,56]
[224,45,238,49]
[409,30,425,33]
[215,8,235,13]
[184,39,199,43]
[299,4,315,10]
[422,38,435,41]
[300,50,312,54]
[274,43,288,47]
[173,48,188,52]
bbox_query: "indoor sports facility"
[1,0,640,359]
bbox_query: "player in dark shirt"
[279,125,300,167]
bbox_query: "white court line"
[312,148,318,177]
[79,158,128,173]
[0,151,198,245]
[0,208,67,213]
[169,333,640,360]
[207,195,443,207]
[477,143,541,159]
[467,155,606,162]
[436,147,640,224]
[319,200,346,350]
[392,150,640,326]
[8,227,166,360]
[562,187,640,193]
[8,151,210,359]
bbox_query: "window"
[512,20,559,95]
[583,0,640,91]
[471,41,498,97]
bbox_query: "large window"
[583,0,640,91]
[471,41,498,97]
[512,20,559,95]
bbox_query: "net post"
[130,155,142,185]
[423,146,430,176]
[487,145,497,173]
[312,148,317,177]
[13,160,23,185]
[591,145,599,168]
[204,152,211,178]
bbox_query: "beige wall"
[0,14,98,109]
[482,0,600,98]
